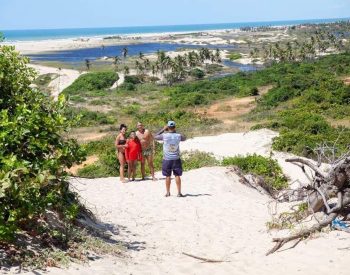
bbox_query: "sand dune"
[24,129,350,275]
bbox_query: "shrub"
[222,154,288,191]
[124,75,142,84]
[122,103,141,115]
[250,87,259,96]
[63,71,118,95]
[0,46,85,241]
[190,68,205,79]
[228,52,242,60]
[181,151,219,171]
[78,136,120,178]
[120,82,136,91]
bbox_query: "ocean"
[2,18,349,42]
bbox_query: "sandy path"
[33,129,350,275]
[29,64,82,99]
[42,166,350,275]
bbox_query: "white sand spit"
[29,64,82,99]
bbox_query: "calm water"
[27,43,258,71]
[3,18,349,41]
[27,43,234,63]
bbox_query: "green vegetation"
[64,107,115,127]
[0,45,98,265]
[266,202,309,230]
[222,154,288,191]
[63,71,118,95]
[190,68,205,79]
[247,53,350,157]
[181,151,219,171]
[251,28,349,62]
[163,70,269,108]
[227,52,242,60]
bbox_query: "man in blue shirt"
[155,121,186,197]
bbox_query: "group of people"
[115,121,186,197]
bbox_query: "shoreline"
[3,17,348,42]
[1,28,242,54]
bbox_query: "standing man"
[154,121,186,197]
[136,122,156,181]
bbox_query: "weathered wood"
[266,213,337,255]
[285,158,327,179]
[182,252,228,263]
[266,153,350,255]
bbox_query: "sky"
[0,0,349,30]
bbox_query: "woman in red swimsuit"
[125,131,143,181]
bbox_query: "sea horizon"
[2,17,350,42]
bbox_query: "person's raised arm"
[154,126,168,141]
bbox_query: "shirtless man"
[136,122,156,180]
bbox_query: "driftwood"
[267,150,350,255]
[182,252,228,263]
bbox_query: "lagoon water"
[27,43,233,63]
[3,18,349,41]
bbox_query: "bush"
[228,52,242,60]
[124,75,142,84]
[222,154,288,191]
[190,68,205,79]
[78,136,120,178]
[120,82,136,91]
[0,46,85,241]
[63,71,118,95]
[122,103,141,115]
[250,87,259,96]
[181,151,219,171]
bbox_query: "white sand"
[29,64,82,99]
[24,129,349,275]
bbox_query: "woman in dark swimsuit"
[115,124,128,182]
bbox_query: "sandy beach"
[21,129,349,275]
[0,30,233,55]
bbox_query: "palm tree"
[122,47,128,62]
[85,59,91,70]
[215,48,222,63]
[113,56,121,71]
[101,44,106,57]
[124,65,130,76]
[143,58,150,71]
[135,60,144,75]
[151,64,157,77]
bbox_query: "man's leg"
[165,176,171,196]
[140,158,146,179]
[146,155,156,180]
[175,176,182,195]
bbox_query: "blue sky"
[0,0,349,30]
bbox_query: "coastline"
[2,17,349,55]
[1,29,239,55]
